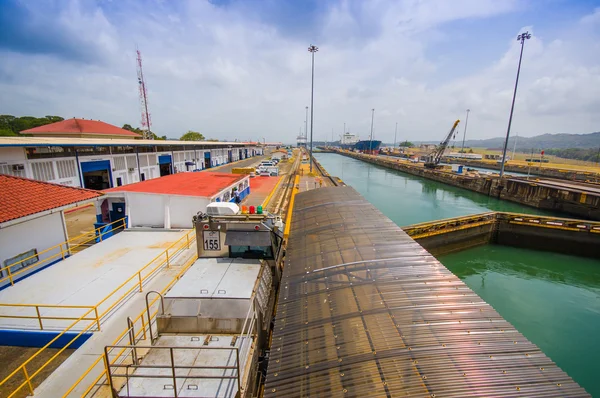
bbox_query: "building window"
[141,173,146,181]
[116,177,123,186]
[3,249,39,276]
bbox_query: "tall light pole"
[304,106,308,142]
[500,31,531,179]
[308,44,318,172]
[369,109,375,153]
[460,109,470,155]
[394,122,398,148]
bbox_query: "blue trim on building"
[229,186,250,202]
[0,329,93,348]
[158,154,172,165]
[0,256,70,291]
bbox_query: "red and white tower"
[136,49,152,140]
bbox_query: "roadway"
[211,151,269,173]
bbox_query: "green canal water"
[314,152,600,396]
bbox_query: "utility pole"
[527,147,533,179]
[304,106,308,142]
[394,122,398,149]
[500,32,531,179]
[308,44,318,172]
[369,108,375,154]
[460,109,470,155]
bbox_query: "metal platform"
[264,186,589,397]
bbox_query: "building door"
[158,155,172,177]
[110,202,126,224]
[228,150,233,163]
[204,152,211,169]
[81,160,112,190]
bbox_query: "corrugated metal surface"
[264,186,589,397]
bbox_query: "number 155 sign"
[203,230,221,251]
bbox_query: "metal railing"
[403,212,600,239]
[66,258,260,398]
[63,253,199,397]
[0,303,100,331]
[0,218,126,287]
[0,229,197,398]
[106,345,241,398]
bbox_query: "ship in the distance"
[354,139,382,152]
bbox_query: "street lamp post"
[369,109,375,154]
[500,31,531,179]
[304,106,308,142]
[308,44,318,172]
[460,109,470,155]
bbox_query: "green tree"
[399,141,414,147]
[180,131,205,141]
[0,114,64,135]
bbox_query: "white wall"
[0,212,67,287]
[169,196,211,229]
[127,193,165,228]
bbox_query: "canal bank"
[329,150,600,221]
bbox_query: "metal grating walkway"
[264,186,589,397]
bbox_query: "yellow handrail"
[0,229,197,398]
[0,218,127,286]
[64,253,199,397]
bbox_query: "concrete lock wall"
[496,222,600,258]
[0,212,68,288]
[413,223,496,257]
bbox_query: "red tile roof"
[20,119,141,137]
[105,172,247,197]
[0,175,103,224]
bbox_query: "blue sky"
[0,0,599,142]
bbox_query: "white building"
[101,172,251,229]
[444,152,484,160]
[1,118,263,191]
[0,175,103,288]
[270,150,288,161]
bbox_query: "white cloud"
[0,0,598,143]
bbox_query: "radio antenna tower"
[136,48,152,140]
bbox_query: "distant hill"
[416,132,600,151]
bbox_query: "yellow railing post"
[22,365,34,395]
[7,266,14,286]
[60,244,65,260]
[94,307,101,331]
[138,273,143,292]
[35,306,43,330]
[141,313,147,340]
[186,233,190,250]
[166,250,170,268]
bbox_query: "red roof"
[0,175,103,224]
[105,172,246,197]
[20,119,141,137]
